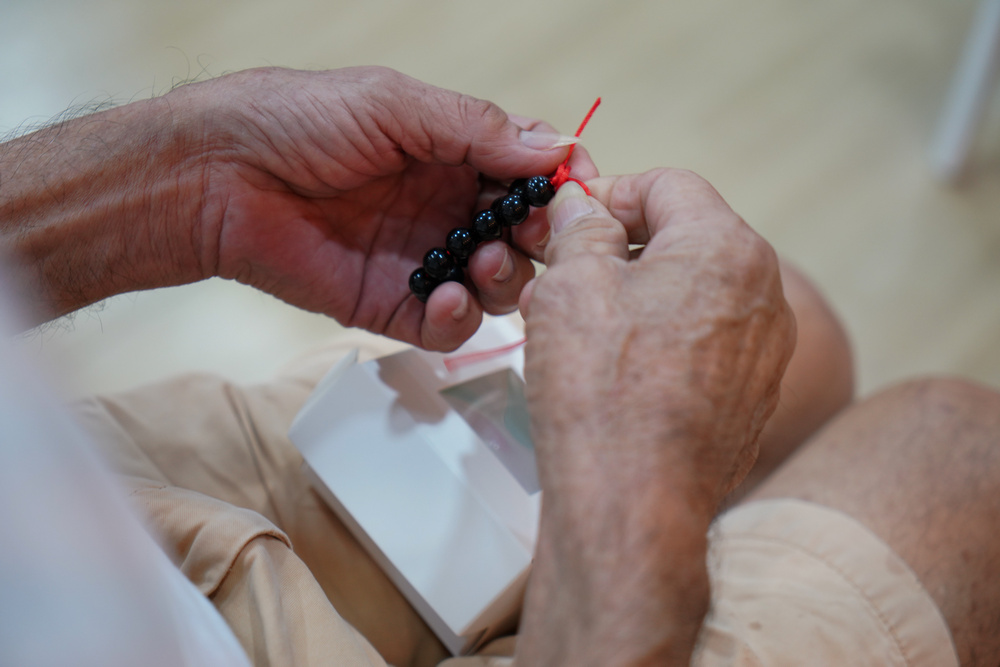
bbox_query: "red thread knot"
[549,97,601,196]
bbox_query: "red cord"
[443,337,526,372]
[549,97,601,195]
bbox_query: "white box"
[289,317,540,655]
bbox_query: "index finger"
[585,169,746,249]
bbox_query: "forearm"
[517,434,714,666]
[0,93,209,323]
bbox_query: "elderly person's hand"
[0,67,593,349]
[182,67,598,349]
[518,170,796,666]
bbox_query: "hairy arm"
[0,67,584,347]
[524,456,713,665]
[0,95,208,323]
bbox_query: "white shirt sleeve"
[0,295,251,667]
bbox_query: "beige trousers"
[74,332,958,667]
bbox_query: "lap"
[75,333,984,667]
[74,331,444,667]
[446,498,959,667]
[694,499,958,666]
[462,499,960,667]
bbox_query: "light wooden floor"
[3,0,998,398]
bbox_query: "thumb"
[543,182,630,267]
[374,71,573,179]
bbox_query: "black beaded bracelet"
[408,175,556,302]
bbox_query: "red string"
[549,97,602,195]
[443,337,526,373]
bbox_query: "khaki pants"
[74,332,957,667]
[76,333,454,667]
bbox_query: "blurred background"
[3,0,999,399]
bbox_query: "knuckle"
[703,227,783,308]
[454,93,507,132]
[718,224,777,277]
[742,231,779,272]
[573,214,629,246]
[356,65,406,89]
[647,167,713,194]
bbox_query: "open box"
[288,317,540,655]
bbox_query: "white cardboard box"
[288,317,540,655]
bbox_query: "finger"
[507,115,586,161]
[507,114,598,180]
[510,144,600,262]
[509,209,553,262]
[375,72,578,179]
[565,143,599,181]
[506,115,563,138]
[507,114,548,131]
[467,241,536,315]
[585,169,745,248]
[419,281,484,351]
[585,169,780,308]
[518,276,538,320]
[542,182,630,268]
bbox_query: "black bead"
[492,193,529,226]
[508,178,528,198]
[423,247,454,280]
[409,268,438,303]
[524,176,555,207]
[472,210,503,242]
[408,173,559,296]
[442,263,464,284]
[445,228,477,266]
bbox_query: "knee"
[762,261,854,449]
[847,376,1000,494]
[876,376,1000,430]
[778,261,854,418]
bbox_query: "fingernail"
[492,248,515,282]
[519,130,579,151]
[536,228,551,251]
[451,290,469,320]
[549,181,593,232]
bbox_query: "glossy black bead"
[472,210,503,242]
[445,228,477,266]
[409,268,438,303]
[491,193,529,226]
[423,247,454,280]
[508,178,528,198]
[524,176,556,207]
[442,263,464,284]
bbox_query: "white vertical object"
[931,0,1000,181]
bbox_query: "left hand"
[0,66,596,348]
[180,67,596,349]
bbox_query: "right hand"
[523,168,796,514]
[517,169,796,666]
